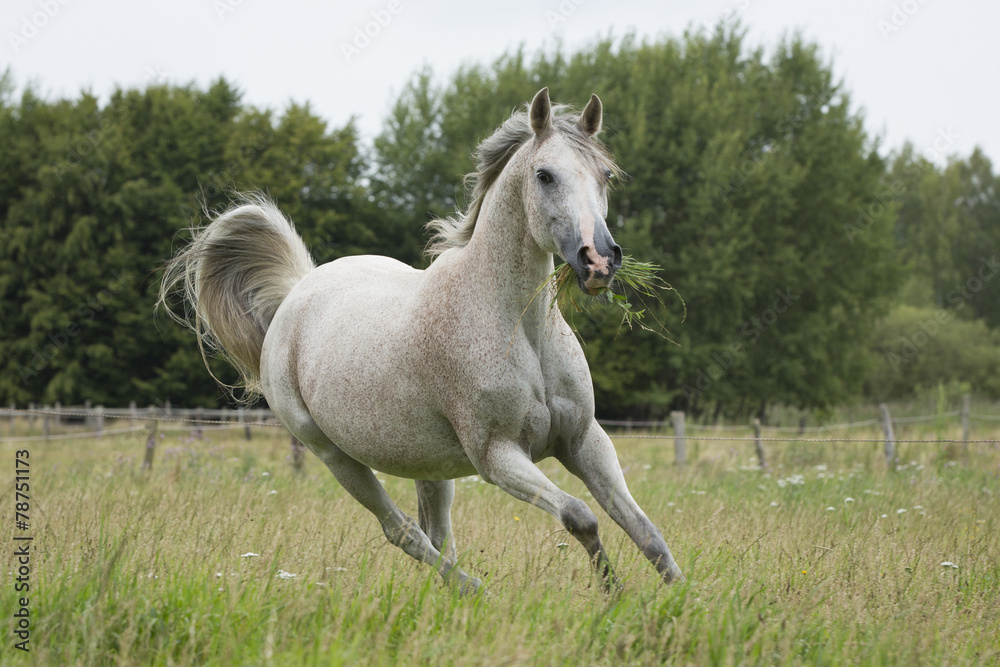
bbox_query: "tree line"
[2,25,998,419]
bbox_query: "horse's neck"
[462,171,555,329]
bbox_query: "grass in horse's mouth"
[541,257,686,339]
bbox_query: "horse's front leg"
[559,421,684,584]
[471,439,618,589]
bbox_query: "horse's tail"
[157,193,315,401]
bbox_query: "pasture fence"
[2,397,998,472]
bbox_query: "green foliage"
[541,258,683,338]
[3,26,998,414]
[865,305,1000,401]
[888,145,1000,324]
[0,77,387,406]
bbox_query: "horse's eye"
[603,168,613,182]
[536,169,554,184]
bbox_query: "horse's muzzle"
[571,241,622,295]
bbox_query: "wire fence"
[3,398,997,474]
[2,399,998,447]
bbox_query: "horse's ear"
[578,94,603,136]
[529,87,552,135]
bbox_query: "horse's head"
[522,87,622,295]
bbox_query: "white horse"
[160,88,683,591]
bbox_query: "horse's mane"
[425,103,622,257]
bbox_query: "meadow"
[3,420,998,665]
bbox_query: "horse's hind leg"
[415,480,457,561]
[559,421,684,584]
[473,440,617,587]
[289,420,481,592]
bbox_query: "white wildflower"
[776,474,804,488]
[240,552,259,558]
[277,570,297,579]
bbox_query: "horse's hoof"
[662,568,686,585]
[458,576,485,597]
[601,578,625,598]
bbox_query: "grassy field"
[3,420,999,665]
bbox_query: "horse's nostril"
[577,246,594,268]
[612,244,623,270]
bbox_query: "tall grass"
[4,425,998,665]
[537,258,685,339]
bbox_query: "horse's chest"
[520,365,591,460]
[519,399,554,460]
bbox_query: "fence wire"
[611,434,997,444]
[1,406,999,445]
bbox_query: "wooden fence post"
[291,436,305,472]
[753,418,767,470]
[961,394,971,462]
[8,403,15,437]
[143,421,158,471]
[238,407,251,440]
[43,405,50,440]
[879,403,895,471]
[671,411,686,466]
[95,405,105,436]
[129,401,137,428]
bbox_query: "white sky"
[3,0,997,166]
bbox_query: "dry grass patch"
[3,424,998,664]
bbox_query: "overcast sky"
[3,0,997,166]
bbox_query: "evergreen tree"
[0,78,380,406]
